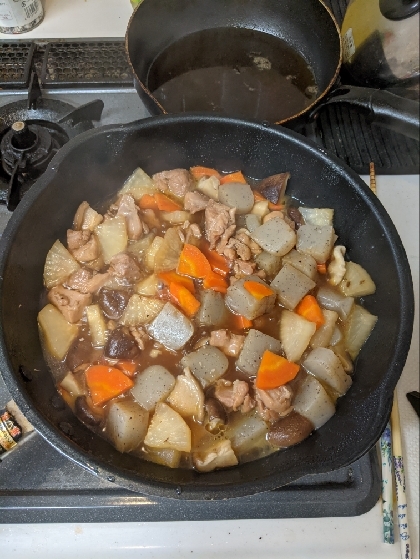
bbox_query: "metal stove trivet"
[0,429,380,523]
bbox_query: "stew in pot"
[38,165,377,472]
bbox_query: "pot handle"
[312,85,419,141]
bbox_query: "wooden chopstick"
[391,395,412,559]
[369,163,412,558]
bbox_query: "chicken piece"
[65,268,109,294]
[184,191,210,214]
[117,194,143,240]
[67,229,90,250]
[214,379,253,412]
[183,222,202,244]
[109,252,141,282]
[233,260,256,277]
[226,238,252,261]
[328,245,346,286]
[205,200,236,250]
[254,385,293,422]
[48,285,92,323]
[152,169,192,199]
[141,209,160,230]
[129,326,149,350]
[193,439,238,472]
[67,229,101,263]
[209,330,245,357]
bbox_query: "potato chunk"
[250,216,296,256]
[181,346,229,388]
[280,310,316,362]
[144,402,191,452]
[296,224,335,263]
[146,302,194,350]
[106,399,149,453]
[293,375,335,429]
[236,329,282,376]
[270,263,316,310]
[302,347,352,396]
[225,275,276,320]
[167,368,205,422]
[131,365,175,411]
[339,261,376,297]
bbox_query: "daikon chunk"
[167,368,205,422]
[344,304,378,360]
[144,402,191,452]
[143,446,181,468]
[299,207,334,227]
[43,240,80,289]
[146,302,194,350]
[119,167,157,201]
[38,304,79,359]
[95,216,128,264]
[310,309,339,349]
[339,261,376,297]
[86,304,107,348]
[280,310,316,362]
[120,295,164,326]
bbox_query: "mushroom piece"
[74,396,103,426]
[328,245,346,286]
[267,411,314,448]
[204,397,228,433]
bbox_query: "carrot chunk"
[203,271,228,294]
[243,280,274,300]
[232,314,253,330]
[255,350,300,390]
[154,192,182,212]
[85,365,134,406]
[177,244,211,278]
[317,263,327,274]
[219,171,247,184]
[253,191,267,202]
[200,240,230,277]
[190,166,222,181]
[158,270,195,293]
[169,282,201,317]
[295,295,325,328]
[138,194,158,210]
[115,360,137,377]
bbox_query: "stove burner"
[0,70,104,210]
[0,120,68,210]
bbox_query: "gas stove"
[0,31,418,559]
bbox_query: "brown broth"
[149,28,318,121]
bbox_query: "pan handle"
[312,85,419,141]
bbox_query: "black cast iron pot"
[0,115,414,500]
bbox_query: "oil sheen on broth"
[149,28,318,122]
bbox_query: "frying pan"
[0,114,414,500]
[125,0,419,140]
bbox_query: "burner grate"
[40,41,133,88]
[0,42,35,88]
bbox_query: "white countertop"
[0,3,419,557]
